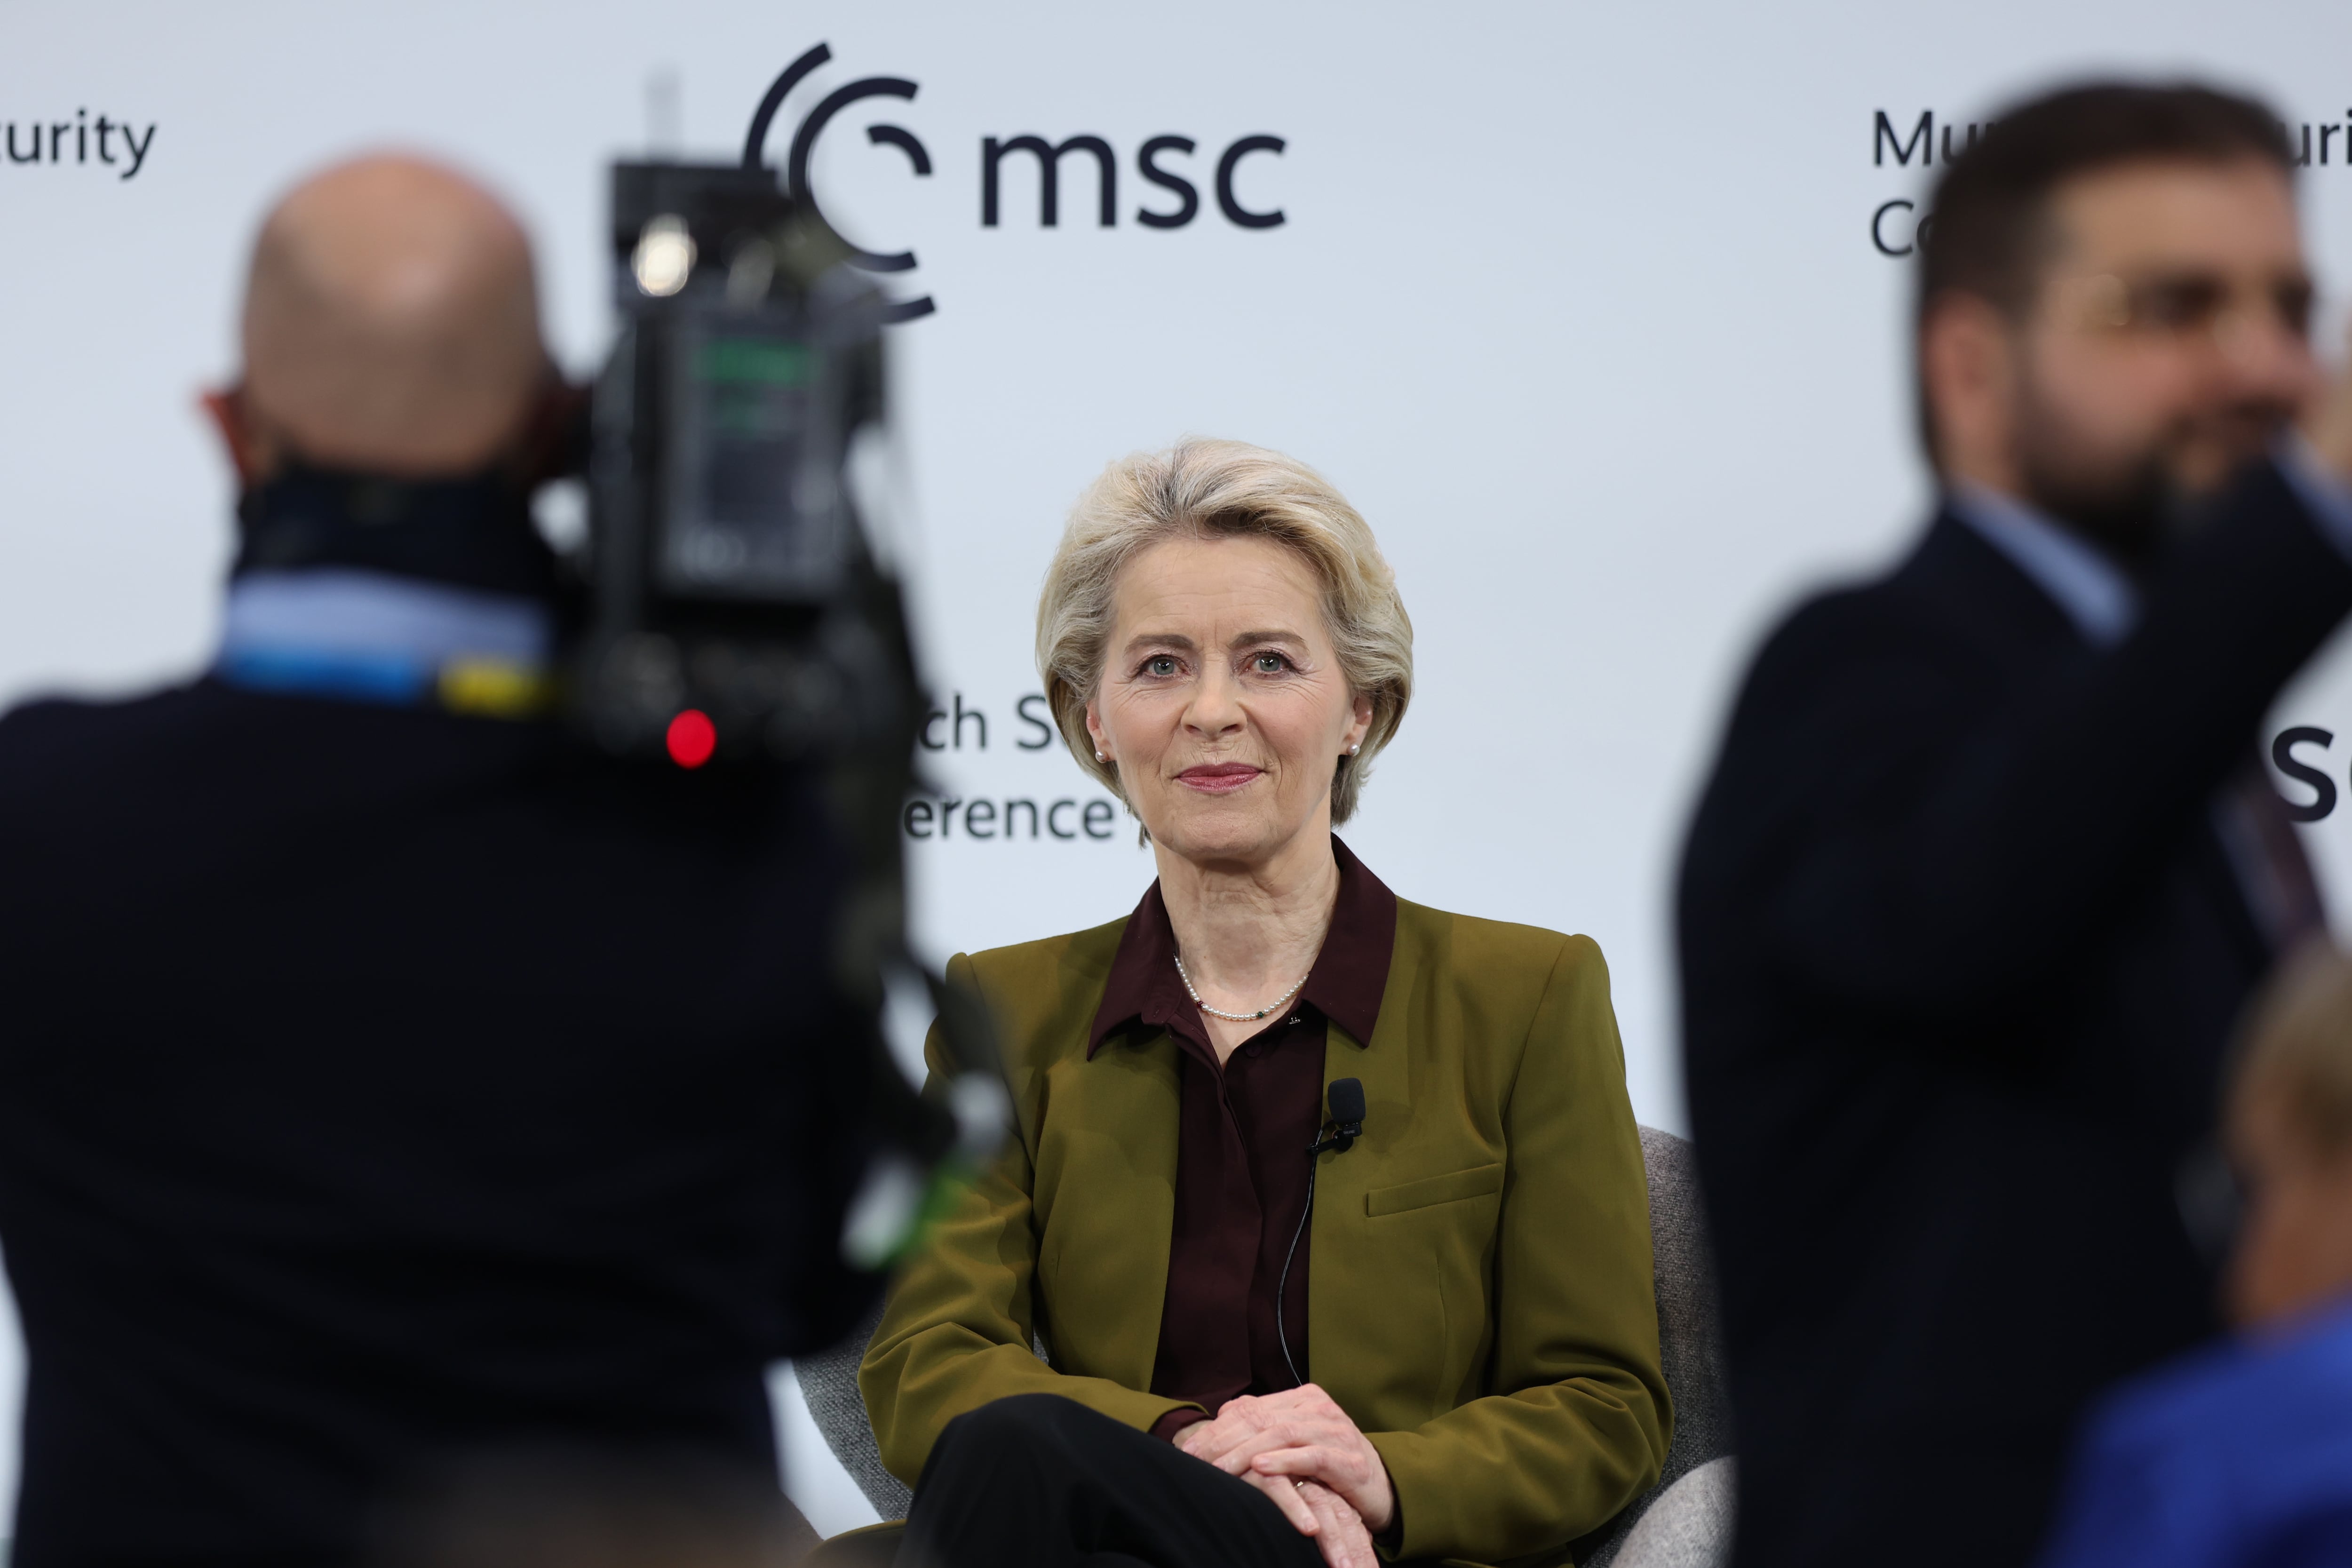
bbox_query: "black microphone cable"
[1278,1077,1365,1386]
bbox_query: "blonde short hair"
[2233,942,2352,1157]
[1035,438,1412,827]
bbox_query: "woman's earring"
[1095,750,1107,762]
[1348,743,1360,756]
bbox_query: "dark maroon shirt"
[1087,837,1396,1438]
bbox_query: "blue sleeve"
[2036,1421,2217,1568]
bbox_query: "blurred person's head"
[1036,439,1412,869]
[2223,944,2352,1329]
[208,153,550,482]
[1916,83,2309,566]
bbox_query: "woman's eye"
[1251,653,1289,674]
[1144,655,1179,677]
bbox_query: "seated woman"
[860,439,1668,1568]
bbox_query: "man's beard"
[2015,436,2173,571]
[2011,380,2295,575]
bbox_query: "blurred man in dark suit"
[1679,83,2352,1568]
[0,156,866,1566]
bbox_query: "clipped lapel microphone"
[1307,1076,1366,1156]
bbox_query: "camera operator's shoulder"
[948,917,1131,1069]
[0,684,222,808]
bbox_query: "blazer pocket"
[1363,1162,1503,1218]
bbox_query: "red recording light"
[665,708,717,769]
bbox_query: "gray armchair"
[1574,1125,1734,1567]
[792,1124,1733,1566]
[793,1301,914,1523]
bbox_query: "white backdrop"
[8,0,2352,1538]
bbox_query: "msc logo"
[743,43,935,321]
[742,41,1289,325]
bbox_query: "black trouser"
[900,1394,1324,1568]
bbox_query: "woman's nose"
[1184,667,1245,734]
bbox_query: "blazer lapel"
[1305,921,1426,1415]
[1042,1025,1184,1388]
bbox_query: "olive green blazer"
[859,898,1669,1568]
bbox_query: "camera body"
[570,162,1001,1269]
[576,160,910,770]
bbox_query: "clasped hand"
[1174,1385,1395,1568]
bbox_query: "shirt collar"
[220,566,552,665]
[214,566,556,710]
[1086,836,1398,1058]
[1947,484,2139,648]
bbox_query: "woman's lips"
[1176,764,1263,794]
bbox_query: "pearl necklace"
[1173,953,1310,1023]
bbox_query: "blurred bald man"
[0,157,865,1567]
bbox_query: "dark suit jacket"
[0,679,868,1567]
[1677,460,2352,1568]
